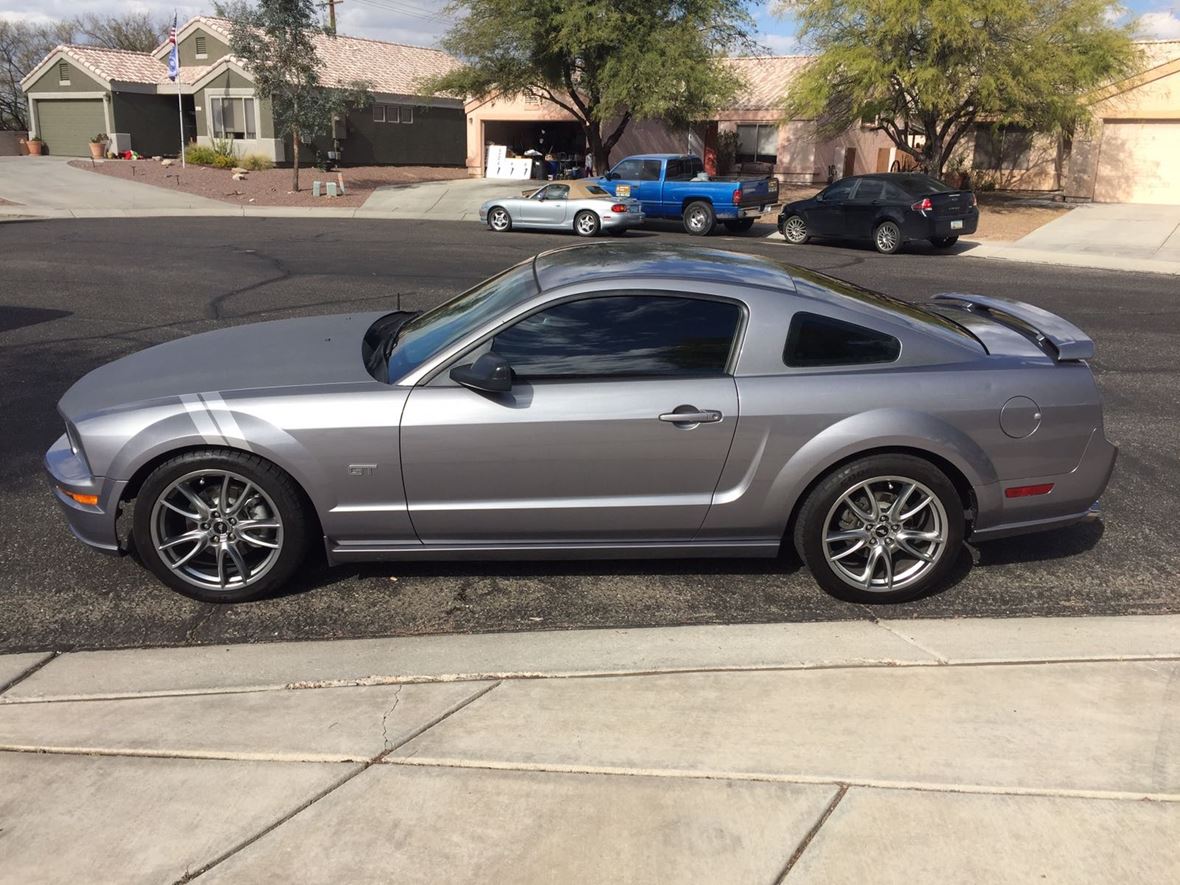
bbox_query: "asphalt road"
[1,217,1176,652]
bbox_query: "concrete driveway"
[0,156,225,213]
[1011,201,1180,262]
[360,176,536,220]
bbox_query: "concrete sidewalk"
[1,615,1176,884]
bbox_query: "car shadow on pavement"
[971,521,1105,566]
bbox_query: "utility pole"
[324,0,342,34]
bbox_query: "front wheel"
[683,201,715,236]
[132,449,312,603]
[930,236,959,249]
[781,215,810,245]
[723,218,756,234]
[794,454,965,604]
[873,220,902,254]
[574,210,600,237]
[487,206,512,232]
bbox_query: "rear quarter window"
[784,312,901,368]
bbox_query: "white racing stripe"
[180,394,225,446]
[199,392,254,452]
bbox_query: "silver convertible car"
[480,180,644,236]
[46,244,1116,604]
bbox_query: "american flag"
[167,17,179,82]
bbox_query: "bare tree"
[0,20,74,131]
[72,13,166,53]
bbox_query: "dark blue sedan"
[778,173,979,254]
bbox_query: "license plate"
[951,219,963,230]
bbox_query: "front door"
[842,147,857,178]
[518,183,569,225]
[400,292,743,544]
[603,157,663,209]
[807,178,856,237]
[842,177,884,238]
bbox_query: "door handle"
[659,407,722,425]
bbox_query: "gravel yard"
[69,159,468,207]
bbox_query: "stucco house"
[20,16,466,166]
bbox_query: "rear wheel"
[683,201,716,236]
[781,215,810,245]
[794,454,965,603]
[723,218,756,234]
[487,206,512,232]
[574,210,600,237]
[873,220,902,254]
[930,236,959,249]
[132,449,312,603]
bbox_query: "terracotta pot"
[26,139,44,156]
[88,141,107,159]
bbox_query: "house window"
[401,105,412,124]
[195,35,207,59]
[373,104,385,123]
[736,123,777,165]
[973,126,1033,171]
[58,61,70,86]
[210,96,256,139]
[373,104,412,124]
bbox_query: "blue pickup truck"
[593,153,780,236]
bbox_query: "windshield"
[385,260,538,382]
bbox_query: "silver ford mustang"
[46,244,1116,604]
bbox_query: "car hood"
[59,312,388,420]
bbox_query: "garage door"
[35,99,106,157]
[1094,121,1180,204]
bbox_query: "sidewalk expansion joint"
[774,783,847,883]
[869,618,949,664]
[0,652,58,696]
[172,680,498,883]
[383,757,1180,804]
[7,653,1178,706]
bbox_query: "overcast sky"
[1,0,1177,52]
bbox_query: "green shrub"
[184,144,218,165]
[211,153,236,169]
[241,153,275,171]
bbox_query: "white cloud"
[1138,9,1180,39]
[758,32,801,56]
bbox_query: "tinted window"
[892,174,952,195]
[666,160,686,180]
[784,312,901,368]
[584,184,609,195]
[821,179,856,202]
[611,159,662,181]
[493,295,741,379]
[851,179,885,201]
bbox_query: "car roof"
[616,153,692,161]
[532,243,799,294]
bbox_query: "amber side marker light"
[1005,483,1055,499]
[62,489,99,506]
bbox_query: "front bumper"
[969,429,1118,542]
[44,433,126,554]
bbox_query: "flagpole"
[170,14,185,167]
[177,79,186,167]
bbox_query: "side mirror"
[450,352,512,393]
[606,171,618,181]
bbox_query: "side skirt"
[325,539,781,565]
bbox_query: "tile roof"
[724,56,811,110]
[59,44,170,85]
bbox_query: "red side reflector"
[733,188,742,204]
[63,489,99,506]
[911,197,933,211]
[610,203,627,213]
[1005,483,1054,499]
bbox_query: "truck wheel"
[723,218,756,234]
[683,201,716,236]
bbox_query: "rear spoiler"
[932,292,1094,361]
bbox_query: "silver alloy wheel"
[821,475,948,593]
[783,216,808,243]
[575,211,598,236]
[686,205,710,233]
[488,208,510,231]
[149,468,283,592]
[875,222,900,253]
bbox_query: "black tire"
[132,449,312,603]
[574,210,600,237]
[780,214,810,245]
[723,218,756,234]
[873,220,902,254]
[930,236,959,249]
[793,454,965,604]
[487,206,512,232]
[682,200,716,236]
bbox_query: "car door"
[842,177,884,239]
[400,292,743,544]
[518,184,567,225]
[807,178,857,237]
[605,158,662,209]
